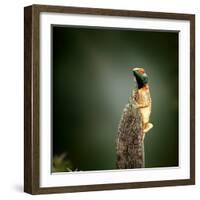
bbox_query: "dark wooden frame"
[24,4,195,194]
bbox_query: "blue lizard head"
[132,67,148,89]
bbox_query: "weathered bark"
[116,94,144,169]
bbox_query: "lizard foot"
[143,123,153,133]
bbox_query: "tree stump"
[116,95,145,168]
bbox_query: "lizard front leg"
[143,123,153,133]
[135,104,153,135]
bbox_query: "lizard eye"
[138,69,145,74]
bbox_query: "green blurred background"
[52,26,178,172]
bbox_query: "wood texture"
[24,6,33,193]
[190,15,195,185]
[24,5,40,194]
[24,4,195,194]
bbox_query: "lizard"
[116,67,153,169]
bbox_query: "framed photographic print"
[24,4,195,194]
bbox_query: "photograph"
[52,26,179,172]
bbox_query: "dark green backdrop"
[52,26,178,171]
